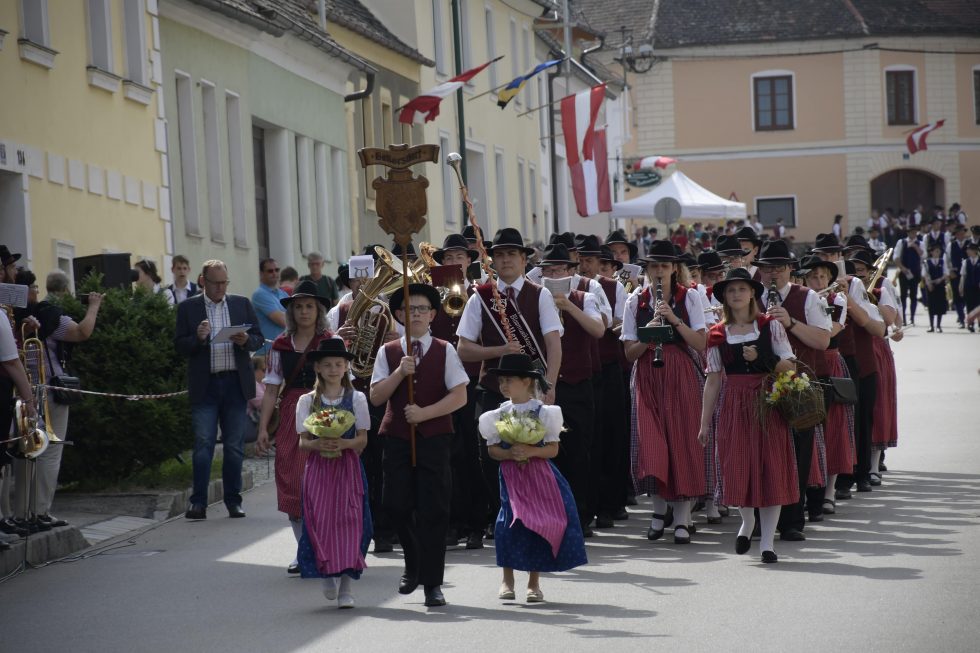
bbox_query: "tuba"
[16,324,64,459]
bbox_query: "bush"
[53,274,192,487]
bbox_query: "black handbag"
[826,376,857,405]
[50,375,83,405]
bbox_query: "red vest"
[378,338,454,439]
[478,281,545,395]
[558,290,595,385]
[778,284,820,375]
[429,285,480,378]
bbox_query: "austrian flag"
[560,84,612,217]
[906,120,945,155]
[398,57,502,125]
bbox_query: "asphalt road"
[3,325,979,652]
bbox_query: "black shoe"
[673,525,691,544]
[12,518,42,534]
[808,512,824,523]
[869,473,882,487]
[626,495,638,506]
[594,514,615,529]
[613,507,629,520]
[761,550,778,563]
[647,513,667,540]
[185,505,207,520]
[735,535,751,554]
[927,327,935,333]
[37,514,69,528]
[581,525,594,538]
[287,563,300,574]
[227,505,246,518]
[373,537,394,553]
[465,532,484,549]
[835,488,852,501]
[779,529,806,542]
[423,585,446,607]
[26,518,52,532]
[856,480,873,493]
[484,527,495,540]
[398,574,419,595]
[0,519,28,537]
[969,325,976,333]
[0,540,10,551]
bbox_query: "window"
[522,25,531,105]
[485,7,497,89]
[21,0,49,45]
[517,157,527,234]
[87,0,113,72]
[528,164,537,234]
[253,126,271,260]
[200,81,224,242]
[459,0,471,74]
[494,148,506,224]
[362,97,375,202]
[123,0,147,84]
[886,70,916,125]
[756,197,797,228]
[440,133,456,226]
[975,69,980,125]
[509,18,520,106]
[432,0,446,75]
[226,92,247,247]
[753,75,793,131]
[401,122,412,146]
[174,72,201,236]
[380,99,393,146]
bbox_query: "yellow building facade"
[0,0,167,287]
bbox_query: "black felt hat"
[812,233,844,253]
[679,252,699,269]
[697,250,725,272]
[598,245,624,270]
[843,234,873,253]
[433,233,479,264]
[848,249,876,268]
[0,245,22,267]
[756,239,794,265]
[734,226,762,246]
[536,243,578,267]
[712,267,765,301]
[795,255,839,282]
[461,225,492,250]
[280,279,332,309]
[639,239,677,263]
[548,232,578,251]
[714,235,749,256]
[575,234,602,256]
[490,228,535,255]
[485,353,543,379]
[605,229,638,259]
[388,283,441,316]
[307,337,355,361]
[391,242,418,259]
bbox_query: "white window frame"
[432,0,447,75]
[750,70,796,132]
[494,147,506,226]
[517,157,527,234]
[54,240,76,292]
[440,131,456,226]
[485,6,496,91]
[509,18,520,106]
[522,24,531,105]
[200,80,224,243]
[459,0,472,78]
[122,0,148,85]
[20,0,50,46]
[884,64,919,127]
[225,91,247,248]
[174,70,201,237]
[86,0,113,72]
[754,195,798,229]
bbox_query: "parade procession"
[1,1,979,651]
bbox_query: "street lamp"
[614,26,655,74]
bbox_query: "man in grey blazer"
[175,260,264,519]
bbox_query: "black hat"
[575,234,602,256]
[388,283,441,318]
[712,267,765,301]
[0,245,21,267]
[433,233,479,264]
[391,242,418,258]
[639,239,677,263]
[964,240,979,252]
[697,250,725,272]
[548,231,578,251]
[844,259,856,276]
[485,353,543,379]
[714,235,749,256]
[605,229,638,259]
[490,228,535,255]
[795,255,839,283]
[812,233,844,253]
[734,226,762,246]
[848,249,876,268]
[461,225,493,250]
[361,245,381,261]
[598,245,624,270]
[843,234,873,253]
[536,243,578,267]
[337,264,350,287]
[756,239,794,265]
[307,337,355,361]
[679,252,699,269]
[280,279,332,308]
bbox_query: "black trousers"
[382,433,452,587]
[622,367,635,500]
[362,400,393,540]
[554,378,594,527]
[951,276,966,323]
[777,427,814,534]
[0,376,13,468]
[897,274,921,323]
[449,378,487,534]
[596,362,629,516]
[837,371,878,489]
[476,386,506,528]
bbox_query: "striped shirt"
[203,294,235,373]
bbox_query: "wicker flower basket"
[775,386,826,430]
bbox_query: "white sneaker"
[321,577,338,601]
[338,592,355,609]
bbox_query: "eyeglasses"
[264,268,280,274]
[405,305,433,314]
[204,278,231,287]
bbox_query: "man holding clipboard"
[175,259,264,520]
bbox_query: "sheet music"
[542,276,573,296]
[0,283,29,308]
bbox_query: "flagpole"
[451,0,468,191]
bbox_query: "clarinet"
[652,278,666,369]
[767,278,779,311]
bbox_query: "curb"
[0,471,254,576]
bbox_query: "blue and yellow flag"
[497,59,563,109]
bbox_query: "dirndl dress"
[823,353,857,475]
[871,337,898,450]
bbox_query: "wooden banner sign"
[358,143,440,247]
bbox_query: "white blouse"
[295,390,371,434]
[705,320,794,374]
[620,285,707,342]
[478,399,564,447]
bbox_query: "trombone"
[16,324,66,459]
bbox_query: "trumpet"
[816,281,844,298]
[419,241,467,317]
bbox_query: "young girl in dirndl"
[479,354,587,604]
[698,269,798,563]
[295,339,373,608]
[922,243,949,332]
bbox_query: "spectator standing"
[252,258,288,355]
[279,267,299,296]
[134,260,163,295]
[175,260,264,519]
[300,252,340,309]
[831,214,844,239]
[165,255,199,306]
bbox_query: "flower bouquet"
[303,407,356,458]
[764,370,826,430]
[495,411,546,464]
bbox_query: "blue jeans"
[190,373,247,509]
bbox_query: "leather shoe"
[613,507,629,520]
[761,550,778,563]
[185,505,207,520]
[869,473,882,486]
[735,535,751,555]
[581,525,594,538]
[38,514,68,528]
[835,488,852,501]
[423,585,446,607]
[227,505,246,518]
[0,518,28,537]
[779,529,806,542]
[398,574,419,595]
[594,514,615,529]
[856,480,873,493]
[465,532,484,549]
[287,562,300,575]
[373,537,394,553]
[673,525,691,544]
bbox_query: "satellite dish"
[654,197,682,226]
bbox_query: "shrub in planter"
[53,275,192,487]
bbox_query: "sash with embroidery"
[476,283,548,374]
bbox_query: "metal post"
[562,0,572,94]
[451,0,467,206]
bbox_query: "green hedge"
[53,275,192,488]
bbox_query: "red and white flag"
[560,84,612,217]
[906,120,945,155]
[399,57,501,125]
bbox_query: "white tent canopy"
[611,170,746,221]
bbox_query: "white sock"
[290,518,303,543]
[825,476,838,501]
[339,575,352,594]
[321,577,338,600]
[870,453,881,475]
[670,500,692,531]
[650,496,668,530]
[759,505,781,553]
[737,507,756,538]
[705,499,721,519]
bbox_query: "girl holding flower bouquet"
[478,354,587,603]
[294,338,372,608]
[698,269,798,564]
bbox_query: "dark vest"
[950,240,967,273]
[925,259,945,282]
[576,278,603,376]
[817,294,844,377]
[378,339,454,439]
[707,317,776,376]
[558,289,595,385]
[964,258,980,290]
[478,281,545,395]
[851,317,877,379]
[779,284,821,375]
[595,275,622,364]
[901,238,922,275]
[635,283,692,345]
[273,331,332,390]
[430,285,480,378]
